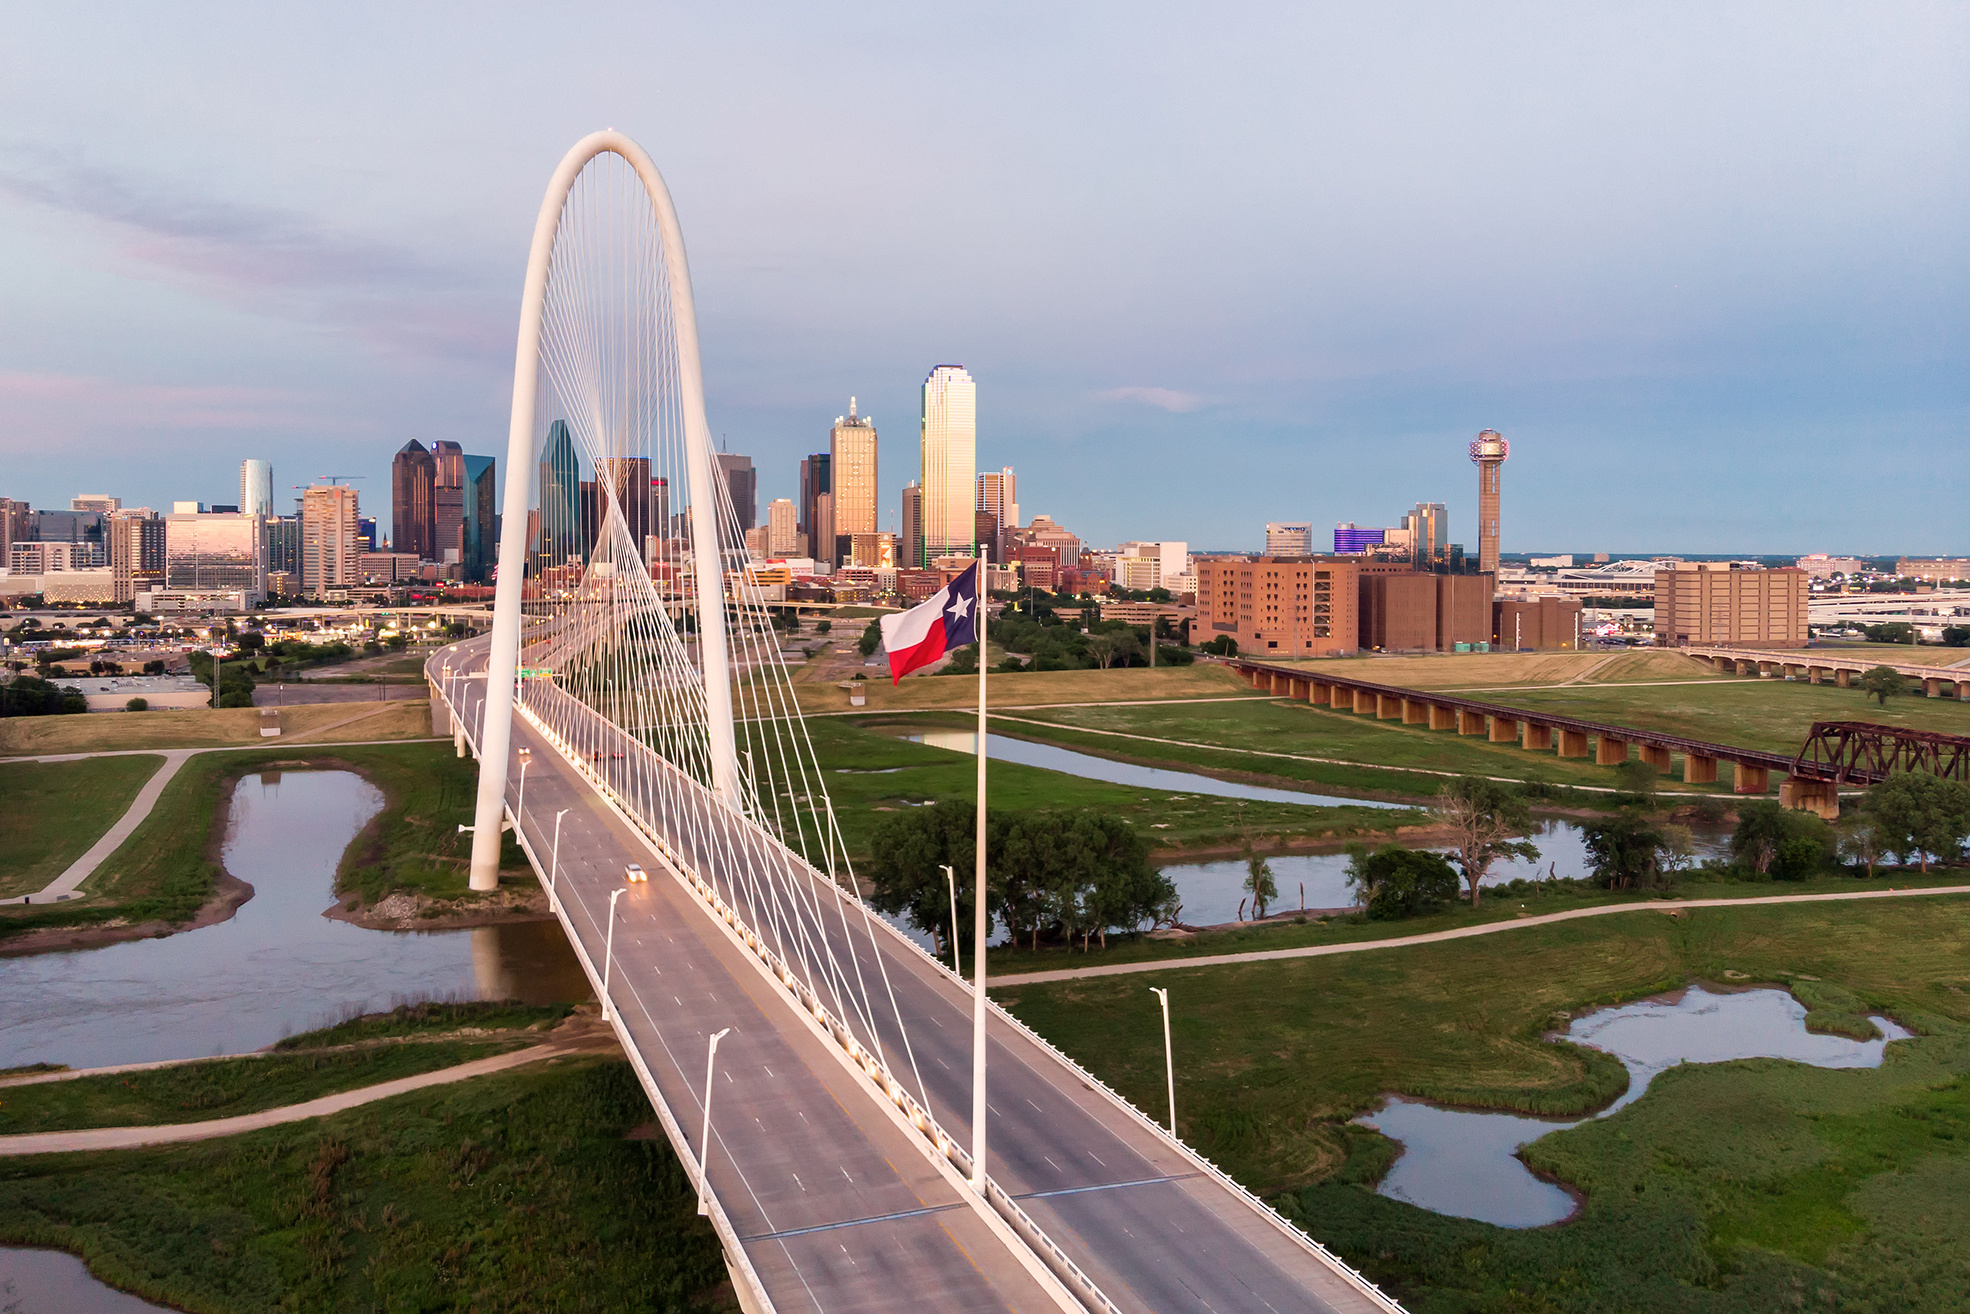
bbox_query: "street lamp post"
[549,807,570,915]
[1149,986,1175,1136]
[603,886,626,1022]
[515,747,532,829]
[940,863,960,976]
[697,1027,733,1216]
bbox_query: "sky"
[1,2,1965,555]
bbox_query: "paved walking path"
[0,751,190,906]
[990,884,1970,986]
[0,1045,558,1156]
[0,737,449,907]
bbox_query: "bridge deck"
[438,640,1397,1314]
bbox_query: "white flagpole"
[971,567,989,1193]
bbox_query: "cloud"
[1095,385,1204,413]
[0,371,326,451]
[0,161,506,362]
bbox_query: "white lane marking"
[840,1166,853,1185]
[1088,1152,1107,1167]
[792,1172,805,1191]
[1044,1155,1062,1173]
[1026,1099,1042,1112]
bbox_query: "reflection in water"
[1356,986,1914,1227]
[0,1248,168,1313]
[908,731,1409,809]
[0,771,589,1071]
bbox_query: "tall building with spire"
[918,365,976,565]
[830,397,878,568]
[1469,429,1508,575]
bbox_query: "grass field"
[794,715,1417,862]
[997,896,1970,1312]
[0,1057,728,1312]
[0,755,163,898]
[1482,676,1970,754]
[1265,649,1722,688]
[0,742,530,943]
[790,661,1260,715]
[988,696,1703,799]
[0,699,431,756]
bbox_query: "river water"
[1355,985,1914,1227]
[0,770,588,1071]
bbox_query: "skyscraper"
[239,460,274,517]
[1469,430,1508,575]
[900,482,924,574]
[976,468,1017,562]
[1264,522,1314,555]
[109,510,165,603]
[1403,502,1447,568]
[165,512,266,602]
[716,453,757,536]
[799,452,832,565]
[830,398,878,564]
[391,439,437,559]
[462,454,497,581]
[302,485,360,595]
[919,365,976,564]
[431,440,465,564]
[537,421,581,568]
[766,498,801,557]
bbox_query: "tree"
[1943,626,1970,648]
[1838,814,1883,877]
[864,802,977,958]
[1242,843,1278,920]
[1613,759,1659,806]
[817,619,833,635]
[125,697,148,712]
[1859,665,1908,707]
[235,632,265,654]
[1582,814,1676,889]
[858,618,883,658]
[1431,777,1539,907]
[1085,631,1141,670]
[0,676,87,717]
[1861,773,1970,873]
[1199,635,1239,657]
[1345,844,1460,920]
[1863,623,1916,645]
[1731,801,1835,878]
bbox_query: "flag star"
[946,594,973,620]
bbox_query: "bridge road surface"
[443,639,1393,1314]
[442,654,1060,1311]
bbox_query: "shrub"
[125,697,149,712]
[1346,844,1460,920]
[1731,801,1835,877]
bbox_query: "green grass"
[0,1042,524,1135]
[0,743,529,944]
[996,895,1970,1313]
[0,755,163,897]
[989,697,1688,798]
[0,1057,729,1312]
[787,714,1420,863]
[272,1001,573,1050]
[1482,676,1970,755]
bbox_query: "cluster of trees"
[865,802,1178,953]
[0,675,87,717]
[988,616,1184,672]
[1841,773,1970,874]
[1345,844,1461,919]
[187,651,256,708]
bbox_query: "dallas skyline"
[0,3,1963,554]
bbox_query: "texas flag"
[880,563,980,684]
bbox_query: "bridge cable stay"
[498,141,933,1120]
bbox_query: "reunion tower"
[1469,429,1508,574]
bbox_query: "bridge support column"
[1377,693,1404,719]
[1352,688,1376,714]
[1780,776,1840,820]
[455,725,466,758]
[1638,744,1673,773]
[1684,754,1718,784]
[1808,667,1823,685]
[1292,678,1311,701]
[1429,704,1457,730]
[1488,715,1519,742]
[1457,709,1486,736]
[1714,656,1734,674]
[1558,729,1589,757]
[1835,668,1852,688]
[1402,697,1429,724]
[1596,735,1629,765]
[1522,722,1553,751]
[1958,681,1970,702]
[1736,659,1756,676]
[1309,681,1332,705]
[1733,763,1770,794]
[1924,678,1942,698]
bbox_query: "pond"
[1354,985,1914,1227]
[905,730,1410,810]
[0,770,589,1071]
[0,1247,170,1312]
[1158,818,1734,927]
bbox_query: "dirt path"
[0,1045,565,1156]
[0,751,192,906]
[990,884,1970,986]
